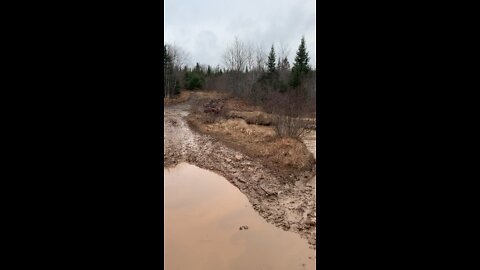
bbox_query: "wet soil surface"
[164,97,316,249]
[165,163,315,270]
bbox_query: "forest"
[164,36,316,125]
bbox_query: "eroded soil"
[164,93,316,249]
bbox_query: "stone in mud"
[235,154,242,161]
[239,225,249,230]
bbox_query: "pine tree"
[290,37,311,88]
[267,45,276,73]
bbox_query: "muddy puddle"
[165,163,316,270]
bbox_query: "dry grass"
[193,90,230,100]
[187,115,315,172]
[226,110,274,125]
[164,90,192,106]
[186,90,315,174]
[224,97,263,112]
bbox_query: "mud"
[164,94,316,249]
[165,163,316,270]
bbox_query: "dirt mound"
[187,114,315,178]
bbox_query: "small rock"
[308,238,316,245]
[305,217,315,226]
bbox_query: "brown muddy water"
[165,163,316,270]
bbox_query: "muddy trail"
[164,95,316,249]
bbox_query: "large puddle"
[165,163,316,270]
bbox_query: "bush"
[264,91,310,139]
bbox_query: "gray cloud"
[165,0,316,68]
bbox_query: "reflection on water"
[165,163,316,270]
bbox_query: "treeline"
[164,36,316,117]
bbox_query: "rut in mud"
[164,96,316,249]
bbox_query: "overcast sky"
[165,0,316,69]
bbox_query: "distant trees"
[166,36,315,116]
[164,45,179,98]
[217,36,313,96]
[164,43,190,97]
[185,63,205,90]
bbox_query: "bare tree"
[165,43,191,95]
[266,91,310,139]
[223,36,247,72]
[255,44,267,72]
[166,43,191,69]
[277,42,291,63]
[245,42,255,72]
[222,36,250,95]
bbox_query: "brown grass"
[187,114,315,173]
[226,110,274,125]
[164,90,192,106]
[185,91,315,176]
[223,97,263,112]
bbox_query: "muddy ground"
[164,92,316,249]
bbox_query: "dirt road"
[164,96,316,249]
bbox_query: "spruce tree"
[290,36,311,88]
[207,65,212,76]
[267,45,276,73]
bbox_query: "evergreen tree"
[194,62,201,73]
[185,62,205,90]
[267,45,276,73]
[290,36,311,88]
[207,65,212,76]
